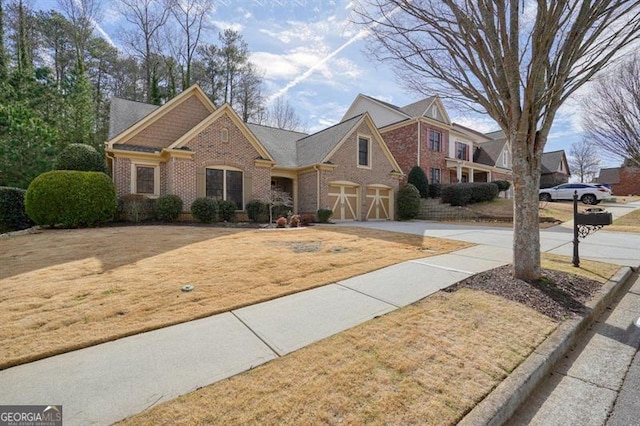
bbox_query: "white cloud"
[251,51,303,80]
[211,20,244,32]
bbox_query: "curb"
[458,266,634,426]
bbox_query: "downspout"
[314,165,320,211]
[417,119,421,167]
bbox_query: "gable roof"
[246,123,308,168]
[400,97,435,117]
[296,115,364,167]
[541,150,569,175]
[596,167,620,184]
[485,130,506,140]
[474,138,508,167]
[108,98,159,139]
[106,85,216,148]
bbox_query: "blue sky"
[35,0,605,166]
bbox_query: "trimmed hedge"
[429,183,443,199]
[191,197,217,223]
[0,186,34,232]
[397,183,421,220]
[407,166,429,198]
[25,171,116,228]
[217,200,237,222]
[494,180,511,192]
[155,195,183,222]
[118,194,155,222]
[441,182,500,207]
[317,208,333,223]
[246,199,269,223]
[55,143,106,172]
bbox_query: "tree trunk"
[511,134,542,282]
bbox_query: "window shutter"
[196,168,205,198]
[244,175,253,206]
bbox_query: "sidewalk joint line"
[230,311,282,358]
[407,260,475,275]
[565,373,619,392]
[334,284,400,308]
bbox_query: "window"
[503,150,510,167]
[132,163,159,195]
[358,136,370,167]
[206,168,243,210]
[221,128,229,142]
[456,142,469,161]
[429,130,441,151]
[430,168,441,184]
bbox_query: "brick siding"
[420,123,451,183]
[612,166,640,195]
[114,158,131,197]
[297,169,318,214]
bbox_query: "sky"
[33,0,619,169]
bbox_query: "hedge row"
[0,186,34,233]
[441,182,500,206]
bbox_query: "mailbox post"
[572,190,613,267]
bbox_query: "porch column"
[456,163,462,182]
[293,178,298,213]
[488,171,492,182]
[469,166,474,182]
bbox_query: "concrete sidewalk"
[1,203,638,425]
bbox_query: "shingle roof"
[296,115,364,167]
[541,150,567,174]
[485,130,506,140]
[401,97,435,118]
[596,167,621,184]
[474,138,507,166]
[112,143,161,153]
[108,98,159,139]
[246,123,308,167]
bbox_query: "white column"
[469,167,474,182]
[456,163,462,182]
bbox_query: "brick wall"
[128,95,211,148]
[322,122,400,220]
[381,123,417,178]
[420,122,450,183]
[114,158,131,197]
[297,169,318,214]
[170,158,197,209]
[613,166,640,195]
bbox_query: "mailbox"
[575,209,613,226]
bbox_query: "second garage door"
[365,185,392,220]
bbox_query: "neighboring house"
[341,94,512,185]
[540,150,571,187]
[596,160,640,195]
[105,85,403,221]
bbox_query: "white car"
[539,183,612,205]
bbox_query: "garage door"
[366,185,392,220]
[328,184,359,221]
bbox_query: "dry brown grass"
[606,209,640,233]
[541,253,620,283]
[119,288,556,426]
[0,225,469,369]
[611,195,640,204]
[464,199,575,226]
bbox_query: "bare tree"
[234,63,265,123]
[117,0,171,103]
[569,140,600,183]
[167,0,211,89]
[266,97,306,131]
[354,1,640,281]
[582,54,640,166]
[57,0,101,72]
[261,189,293,225]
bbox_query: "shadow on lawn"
[0,225,246,280]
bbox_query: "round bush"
[25,171,116,228]
[494,180,511,192]
[55,143,106,172]
[429,183,443,199]
[316,208,333,223]
[407,166,429,198]
[0,186,34,232]
[191,197,217,223]
[441,184,472,206]
[155,195,183,222]
[397,183,421,220]
[217,200,237,222]
[246,199,268,223]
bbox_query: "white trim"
[356,134,372,169]
[131,161,160,196]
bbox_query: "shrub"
[397,183,421,220]
[317,208,333,223]
[246,199,269,223]
[407,166,429,198]
[271,204,290,221]
[118,194,155,222]
[155,194,183,222]
[25,171,116,228]
[217,200,237,222]
[275,216,287,228]
[0,186,33,232]
[494,180,511,192]
[300,213,315,226]
[191,197,217,223]
[55,143,106,172]
[468,182,500,203]
[290,214,300,227]
[429,183,443,198]
[441,184,472,206]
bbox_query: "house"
[596,159,640,195]
[341,94,512,185]
[540,150,571,187]
[105,85,404,221]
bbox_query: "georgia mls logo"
[0,405,62,426]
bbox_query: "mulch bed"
[444,265,602,321]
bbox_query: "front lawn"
[0,225,470,369]
[464,198,574,224]
[606,209,640,233]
